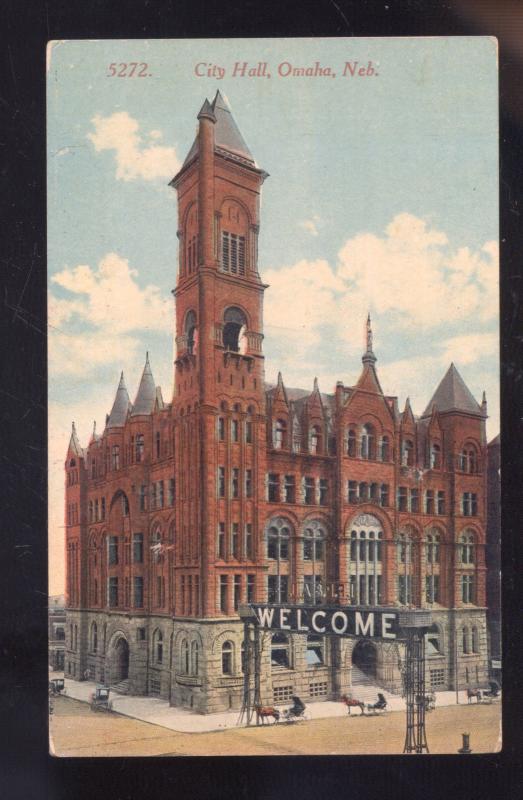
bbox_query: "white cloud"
[87,112,180,181]
[298,215,321,236]
[337,213,498,327]
[49,252,172,376]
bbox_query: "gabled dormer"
[270,372,290,450]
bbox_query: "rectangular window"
[245,420,253,444]
[410,488,419,513]
[169,478,175,505]
[437,490,445,515]
[268,473,279,502]
[136,627,146,641]
[380,484,389,507]
[133,533,144,563]
[108,576,118,607]
[273,685,293,703]
[218,466,226,498]
[463,493,470,516]
[319,478,328,506]
[247,574,255,602]
[218,522,225,559]
[221,231,246,275]
[133,576,144,608]
[218,417,225,441]
[471,493,478,516]
[232,419,239,442]
[462,574,474,603]
[219,575,228,613]
[232,523,240,559]
[430,669,445,688]
[425,574,440,603]
[245,523,253,559]
[304,575,323,605]
[234,575,241,610]
[108,536,118,566]
[284,474,295,503]
[348,480,357,504]
[245,469,253,498]
[232,468,239,498]
[268,575,288,604]
[305,476,315,504]
[397,487,408,512]
[158,481,164,509]
[398,575,412,605]
[151,483,157,510]
[139,485,147,512]
[124,577,130,607]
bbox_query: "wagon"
[89,685,113,712]
[49,678,67,696]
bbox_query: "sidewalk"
[57,673,493,734]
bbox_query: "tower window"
[223,306,247,352]
[221,231,246,275]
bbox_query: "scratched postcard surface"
[48,38,500,756]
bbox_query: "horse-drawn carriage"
[254,696,311,725]
[48,678,67,697]
[467,681,500,705]
[341,692,388,716]
[89,685,113,712]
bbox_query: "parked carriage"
[89,685,113,712]
[48,678,67,697]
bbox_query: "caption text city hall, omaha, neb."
[64,91,489,712]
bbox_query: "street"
[50,695,501,757]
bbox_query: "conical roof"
[132,353,157,416]
[67,421,83,457]
[422,363,482,417]
[107,372,132,428]
[182,90,255,168]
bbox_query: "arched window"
[460,532,475,564]
[153,629,163,664]
[471,626,479,653]
[430,443,441,469]
[111,445,120,471]
[401,439,414,467]
[191,641,199,675]
[274,419,286,450]
[271,632,290,668]
[185,310,197,355]
[380,435,390,462]
[222,640,234,674]
[266,518,292,604]
[347,428,357,457]
[135,434,144,463]
[459,445,479,473]
[361,424,375,460]
[181,639,189,674]
[303,522,326,605]
[462,626,470,654]
[309,425,321,455]
[223,307,247,352]
[348,514,384,605]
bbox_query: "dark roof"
[106,372,132,428]
[422,363,482,417]
[182,90,255,168]
[132,353,157,416]
[67,422,84,457]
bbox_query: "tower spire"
[362,312,376,365]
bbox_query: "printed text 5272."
[107,63,151,77]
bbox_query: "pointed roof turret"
[422,363,482,417]
[107,372,132,428]
[402,397,415,426]
[481,390,488,417]
[362,313,376,366]
[132,352,157,416]
[89,420,100,445]
[67,421,83,457]
[180,90,256,170]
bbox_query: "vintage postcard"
[47,37,500,756]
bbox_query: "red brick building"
[64,92,489,711]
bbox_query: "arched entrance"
[352,640,377,679]
[112,636,129,682]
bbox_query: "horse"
[254,704,280,724]
[340,694,365,716]
[467,687,482,703]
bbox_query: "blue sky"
[48,38,498,593]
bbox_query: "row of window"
[87,497,106,523]
[66,502,79,526]
[218,467,254,499]
[217,522,254,560]
[217,416,254,443]
[396,487,446,514]
[267,474,329,505]
[218,574,255,612]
